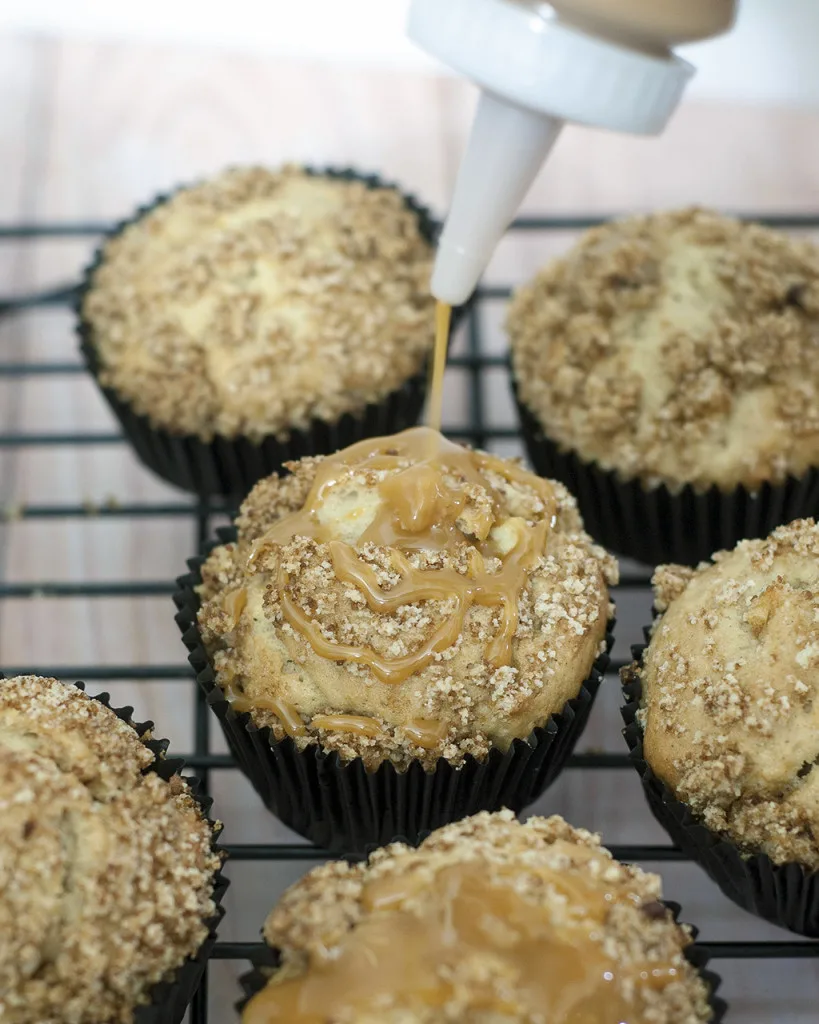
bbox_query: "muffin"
[622,518,819,934]
[509,207,819,565]
[240,810,723,1023]
[79,165,440,501]
[175,426,616,851]
[0,675,225,1024]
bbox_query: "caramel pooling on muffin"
[243,854,679,1022]
[249,427,556,686]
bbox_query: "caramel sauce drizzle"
[222,587,248,629]
[306,714,446,748]
[230,694,307,738]
[243,859,680,1024]
[427,300,452,432]
[309,714,382,738]
[229,690,445,750]
[251,426,554,679]
[243,425,556,739]
[401,718,449,750]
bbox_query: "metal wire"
[3,214,819,1024]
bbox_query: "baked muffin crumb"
[510,208,819,491]
[83,166,434,442]
[198,436,616,770]
[637,519,819,868]
[246,810,712,1024]
[0,676,220,1024]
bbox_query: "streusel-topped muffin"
[196,427,616,772]
[82,165,434,442]
[0,675,221,1024]
[637,518,819,869]
[510,208,819,492]
[242,810,715,1024]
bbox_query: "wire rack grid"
[2,213,819,1024]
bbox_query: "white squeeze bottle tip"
[408,0,738,306]
[431,94,564,306]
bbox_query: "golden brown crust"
[254,810,712,1024]
[638,519,819,869]
[0,676,221,1024]
[197,446,617,770]
[509,207,819,491]
[83,166,434,442]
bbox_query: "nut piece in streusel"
[242,810,714,1024]
[510,208,819,491]
[197,427,617,771]
[82,165,434,442]
[0,676,221,1024]
[637,518,819,868]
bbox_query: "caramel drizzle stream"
[249,426,556,689]
[427,300,452,433]
[243,858,680,1024]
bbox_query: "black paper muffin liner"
[0,674,228,1024]
[173,524,613,854]
[513,380,819,567]
[77,167,467,504]
[85,685,229,1024]
[622,638,819,937]
[234,899,727,1022]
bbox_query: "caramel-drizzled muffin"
[82,165,434,442]
[197,427,616,771]
[637,519,819,869]
[0,676,221,1024]
[510,208,819,492]
[242,810,714,1024]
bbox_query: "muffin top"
[243,810,713,1024]
[197,427,616,770]
[636,518,819,869]
[509,207,819,491]
[83,165,434,441]
[0,675,221,1024]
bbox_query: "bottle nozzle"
[410,0,696,305]
[431,91,563,306]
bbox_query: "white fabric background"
[0,0,817,107]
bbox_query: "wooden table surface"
[2,31,819,1022]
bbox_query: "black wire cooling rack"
[3,213,819,1023]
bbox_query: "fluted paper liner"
[0,675,228,1024]
[235,899,727,1021]
[77,167,466,504]
[513,380,819,567]
[174,524,613,854]
[89,686,228,1024]
[622,638,819,937]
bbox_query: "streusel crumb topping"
[636,519,819,868]
[83,166,434,441]
[509,207,819,491]
[0,676,221,1024]
[197,441,616,770]
[245,810,712,1024]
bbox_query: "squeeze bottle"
[407,0,738,305]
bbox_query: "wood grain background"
[2,31,818,1021]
